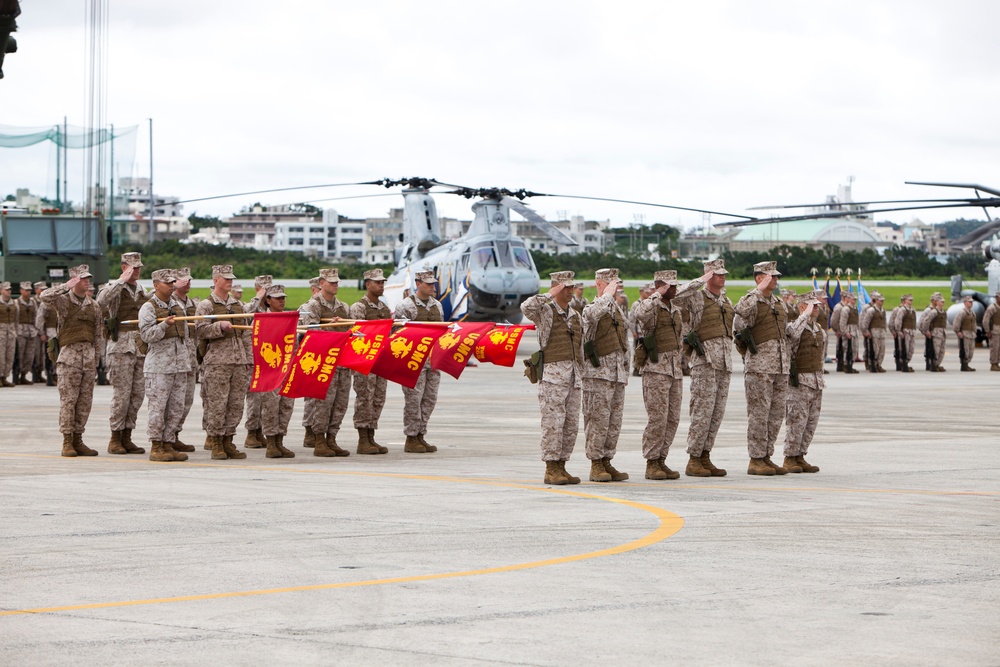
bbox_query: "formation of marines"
[7,251,999,478]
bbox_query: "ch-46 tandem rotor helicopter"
[717,180,1000,336]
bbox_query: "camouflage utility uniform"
[984,300,1000,369]
[953,306,977,369]
[98,281,149,437]
[917,305,948,371]
[196,293,252,457]
[580,293,629,472]
[303,293,354,455]
[889,303,918,371]
[859,302,889,372]
[784,310,825,470]
[139,293,191,458]
[14,294,37,381]
[0,293,17,385]
[837,303,861,372]
[350,295,392,450]
[394,294,444,451]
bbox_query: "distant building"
[271,209,368,260]
[226,204,321,250]
[513,215,611,255]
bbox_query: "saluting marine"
[0,281,17,386]
[631,270,686,481]
[394,270,445,454]
[350,268,392,455]
[888,293,918,372]
[14,281,38,385]
[98,252,149,454]
[918,292,948,372]
[859,291,889,373]
[952,294,977,371]
[837,292,861,373]
[782,290,825,474]
[171,267,200,448]
[983,292,1000,371]
[241,274,273,449]
[734,260,790,476]
[40,265,105,457]
[521,271,584,485]
[34,281,58,385]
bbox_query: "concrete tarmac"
[2,338,998,666]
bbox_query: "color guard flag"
[279,330,351,399]
[431,322,495,379]
[334,319,393,375]
[473,324,533,367]
[370,323,448,388]
[250,311,301,392]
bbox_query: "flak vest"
[992,308,1000,329]
[44,304,58,329]
[697,292,734,341]
[207,300,238,344]
[847,308,859,326]
[653,304,682,353]
[58,297,100,347]
[359,298,391,321]
[17,298,36,326]
[869,308,887,330]
[543,304,581,364]
[932,309,947,329]
[0,300,15,325]
[795,326,824,374]
[115,287,147,332]
[315,296,350,322]
[410,295,442,322]
[153,302,187,340]
[593,308,627,357]
[750,299,787,346]
[960,311,976,332]
[902,309,916,330]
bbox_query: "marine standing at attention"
[394,270,445,454]
[14,281,38,384]
[241,275,273,449]
[170,268,200,448]
[952,294,978,371]
[520,270,584,485]
[0,281,18,386]
[97,252,149,455]
[40,265,104,457]
[859,291,889,373]
[918,292,948,372]
[734,260,789,476]
[349,268,392,455]
[299,276,322,448]
[984,292,1000,371]
[138,269,191,462]
[888,293,918,372]
[782,290,825,474]
[837,292,861,374]
[256,284,296,458]
[580,267,630,483]
[35,281,59,385]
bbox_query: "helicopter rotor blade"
[714,201,1000,228]
[524,192,755,220]
[500,196,579,246]
[170,180,385,207]
[952,219,1000,249]
[746,197,977,211]
[905,181,1000,198]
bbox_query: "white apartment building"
[272,209,368,260]
[513,215,610,255]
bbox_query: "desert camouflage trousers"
[641,372,682,460]
[261,389,294,436]
[16,335,37,376]
[686,365,731,456]
[0,325,15,378]
[867,331,886,368]
[582,377,625,460]
[179,367,196,432]
[992,333,1000,365]
[145,372,187,444]
[783,383,822,456]
[538,380,581,462]
[107,351,146,431]
[56,342,97,434]
[744,371,788,459]
[402,366,441,436]
[33,332,45,373]
[353,370,388,430]
[244,391,262,431]
[897,330,916,363]
[201,364,249,436]
[959,335,975,365]
[308,366,352,437]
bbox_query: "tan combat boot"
[204,435,213,450]
[303,426,316,448]
[245,428,264,449]
[589,458,612,482]
[275,434,295,458]
[72,433,98,456]
[221,434,247,460]
[602,457,629,481]
[170,436,193,453]
[149,441,174,462]
[61,433,77,457]
[685,454,711,477]
[313,433,338,457]
[162,441,189,462]
[762,456,788,475]
[368,429,388,454]
[210,435,228,460]
[991,364,1000,372]
[19,372,32,385]
[544,461,570,485]
[404,435,428,453]
[747,458,775,475]
[108,430,127,455]
[796,455,820,473]
[357,428,380,455]
[782,456,804,473]
[701,451,727,477]
[418,434,437,453]
[645,459,667,481]
[265,435,283,459]
[657,458,680,480]
[558,461,580,484]
[122,428,147,454]
[326,434,351,457]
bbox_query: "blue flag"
[857,280,871,313]
[827,278,841,328]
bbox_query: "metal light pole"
[148,118,154,244]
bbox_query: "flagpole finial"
[845,268,852,277]
[825,267,832,276]
[810,267,817,276]
[835,268,842,276]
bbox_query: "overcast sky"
[3,0,999,229]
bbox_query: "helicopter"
[716,180,1000,338]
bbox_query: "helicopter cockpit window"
[511,244,533,269]
[471,242,497,268]
[495,240,515,268]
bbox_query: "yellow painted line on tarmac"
[0,471,684,618]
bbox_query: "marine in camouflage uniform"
[734,260,790,476]
[859,292,889,373]
[671,259,732,478]
[298,276,322,447]
[350,268,391,455]
[888,293,918,372]
[836,293,861,373]
[0,282,16,386]
[302,268,353,457]
[39,265,104,457]
[14,282,37,384]
[30,281,48,382]
[97,253,149,454]
[138,270,191,462]
[917,292,948,372]
[782,291,825,474]
[631,270,686,481]
[240,275,273,449]
[521,271,584,486]
[952,295,978,371]
[170,268,200,447]
[394,271,444,454]
[256,284,296,459]
[580,267,630,483]
[984,292,1000,371]
[34,282,59,385]
[569,281,588,313]
[195,264,251,460]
